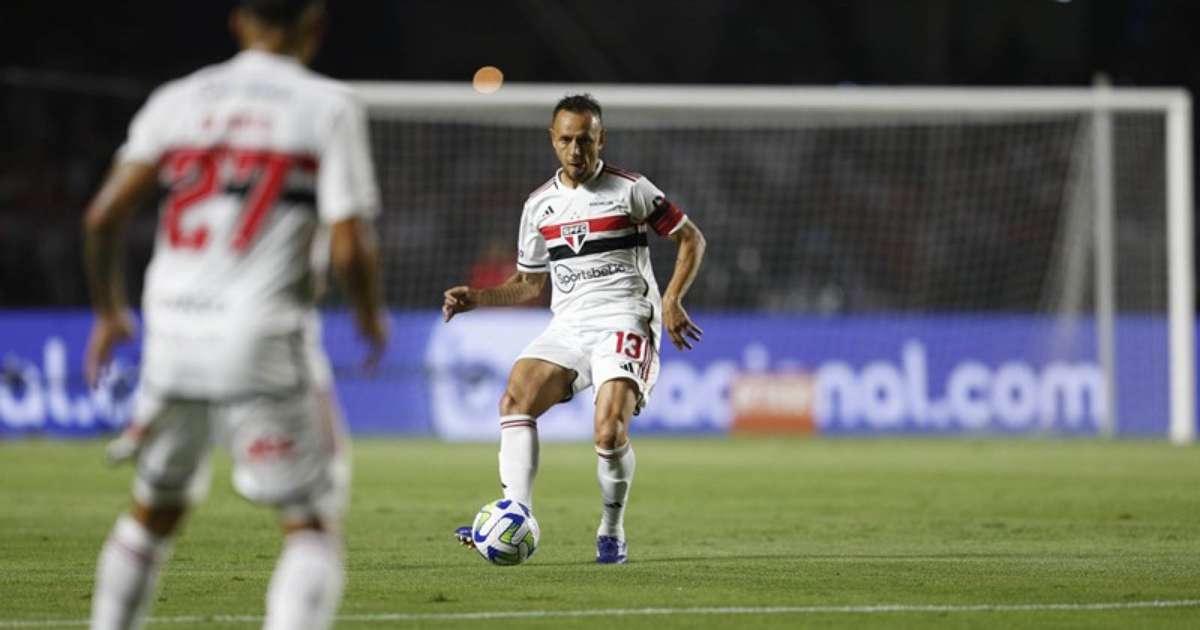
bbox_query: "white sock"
[498,415,539,508]
[90,514,171,630]
[264,530,344,630]
[596,441,635,539]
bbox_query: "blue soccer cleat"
[454,525,475,549]
[595,535,627,564]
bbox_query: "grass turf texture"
[1,438,1198,629]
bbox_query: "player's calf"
[90,513,174,630]
[265,527,344,630]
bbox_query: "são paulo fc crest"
[561,222,590,254]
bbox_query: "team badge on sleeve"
[561,222,590,254]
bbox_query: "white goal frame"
[353,82,1194,444]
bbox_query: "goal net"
[354,83,1193,442]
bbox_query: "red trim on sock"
[595,443,630,460]
[110,538,155,566]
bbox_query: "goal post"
[353,82,1194,442]
[1166,92,1195,444]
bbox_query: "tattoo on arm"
[478,272,547,307]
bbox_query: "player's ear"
[298,3,326,63]
[229,8,250,47]
[597,126,606,151]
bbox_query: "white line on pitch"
[3,599,1199,627]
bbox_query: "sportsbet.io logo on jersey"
[552,263,628,293]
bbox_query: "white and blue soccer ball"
[471,498,540,566]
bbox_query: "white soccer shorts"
[129,384,350,525]
[516,313,660,413]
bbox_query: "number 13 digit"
[615,331,644,360]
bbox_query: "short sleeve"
[629,176,688,237]
[116,86,173,165]
[516,203,549,272]
[318,96,380,224]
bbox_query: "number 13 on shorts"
[614,331,646,360]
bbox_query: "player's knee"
[593,417,625,451]
[133,502,188,537]
[499,388,533,416]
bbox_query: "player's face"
[549,110,604,186]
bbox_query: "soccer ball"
[471,498,540,565]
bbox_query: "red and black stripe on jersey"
[540,214,647,261]
[547,233,648,260]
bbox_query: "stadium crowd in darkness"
[1,0,1196,311]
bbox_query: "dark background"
[5,0,1197,87]
[2,0,1198,306]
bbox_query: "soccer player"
[82,1,387,628]
[442,94,707,564]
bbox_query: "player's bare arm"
[662,219,707,350]
[442,271,547,322]
[330,217,389,368]
[82,161,158,386]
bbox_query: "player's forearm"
[333,233,385,327]
[663,224,706,304]
[476,273,545,307]
[82,211,129,317]
[82,163,155,317]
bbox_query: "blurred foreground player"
[82,1,387,628]
[442,94,706,563]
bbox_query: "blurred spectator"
[468,237,518,290]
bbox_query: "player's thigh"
[223,390,342,523]
[133,395,215,508]
[504,358,576,417]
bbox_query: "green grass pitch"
[2,437,1199,628]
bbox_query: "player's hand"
[442,286,479,322]
[662,297,703,350]
[84,310,137,388]
[357,309,390,371]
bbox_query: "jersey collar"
[234,48,304,71]
[555,160,604,190]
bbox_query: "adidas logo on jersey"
[619,362,636,375]
[543,205,555,218]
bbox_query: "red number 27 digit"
[161,148,292,252]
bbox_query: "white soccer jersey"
[118,50,379,398]
[517,162,688,337]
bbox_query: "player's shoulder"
[141,63,218,109]
[266,65,361,119]
[599,163,654,193]
[162,56,241,94]
[296,67,357,100]
[601,163,644,184]
[525,175,560,204]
